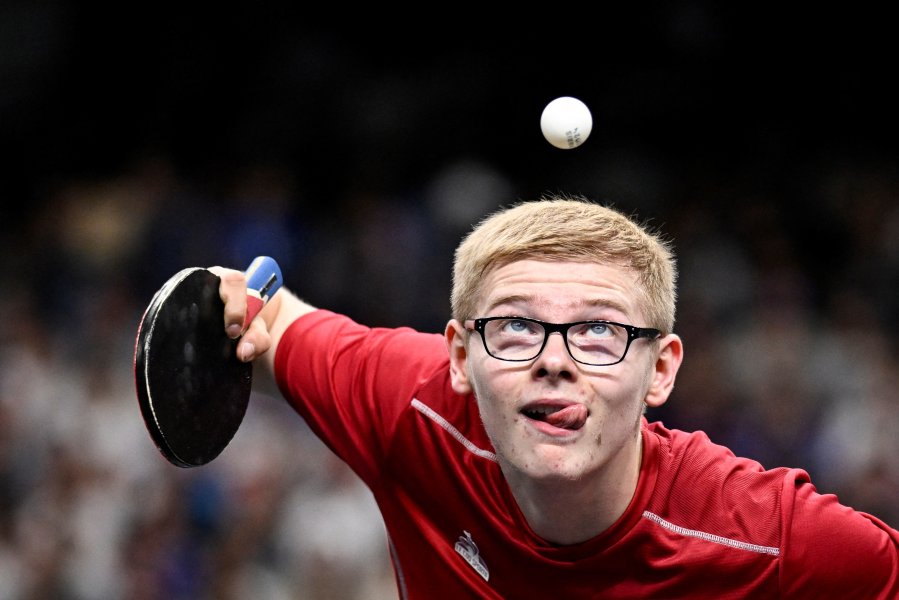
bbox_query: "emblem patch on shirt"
[455,530,489,581]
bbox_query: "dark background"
[2,5,897,599]
[6,7,897,226]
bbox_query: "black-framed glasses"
[464,316,662,367]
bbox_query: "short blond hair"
[451,194,677,333]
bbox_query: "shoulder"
[645,419,772,483]
[781,479,899,595]
[644,420,899,595]
[644,420,791,547]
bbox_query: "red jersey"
[275,310,899,599]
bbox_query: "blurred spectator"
[2,150,898,598]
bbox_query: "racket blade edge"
[133,268,251,467]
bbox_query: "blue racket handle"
[242,256,283,329]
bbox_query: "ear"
[445,319,472,395]
[644,334,683,408]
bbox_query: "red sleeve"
[781,472,899,597]
[273,310,447,484]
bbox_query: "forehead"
[477,259,647,321]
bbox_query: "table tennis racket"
[133,256,283,468]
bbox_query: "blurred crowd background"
[2,5,898,599]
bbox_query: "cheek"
[470,367,522,436]
[592,412,605,446]
[586,377,644,443]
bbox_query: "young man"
[215,194,899,598]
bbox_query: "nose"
[533,331,576,379]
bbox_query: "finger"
[237,313,272,362]
[213,268,249,339]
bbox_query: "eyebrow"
[485,294,631,317]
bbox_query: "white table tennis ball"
[540,96,592,149]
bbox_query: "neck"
[505,430,644,545]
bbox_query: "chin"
[517,447,596,483]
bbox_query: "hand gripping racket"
[133,256,282,467]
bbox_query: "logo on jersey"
[455,530,489,581]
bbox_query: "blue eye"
[504,319,536,334]
[571,322,620,340]
[589,323,609,336]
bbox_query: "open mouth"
[522,404,588,431]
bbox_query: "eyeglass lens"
[482,318,629,365]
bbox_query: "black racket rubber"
[133,267,251,467]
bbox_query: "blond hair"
[451,194,677,332]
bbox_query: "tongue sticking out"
[544,405,588,430]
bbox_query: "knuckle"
[220,270,246,287]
